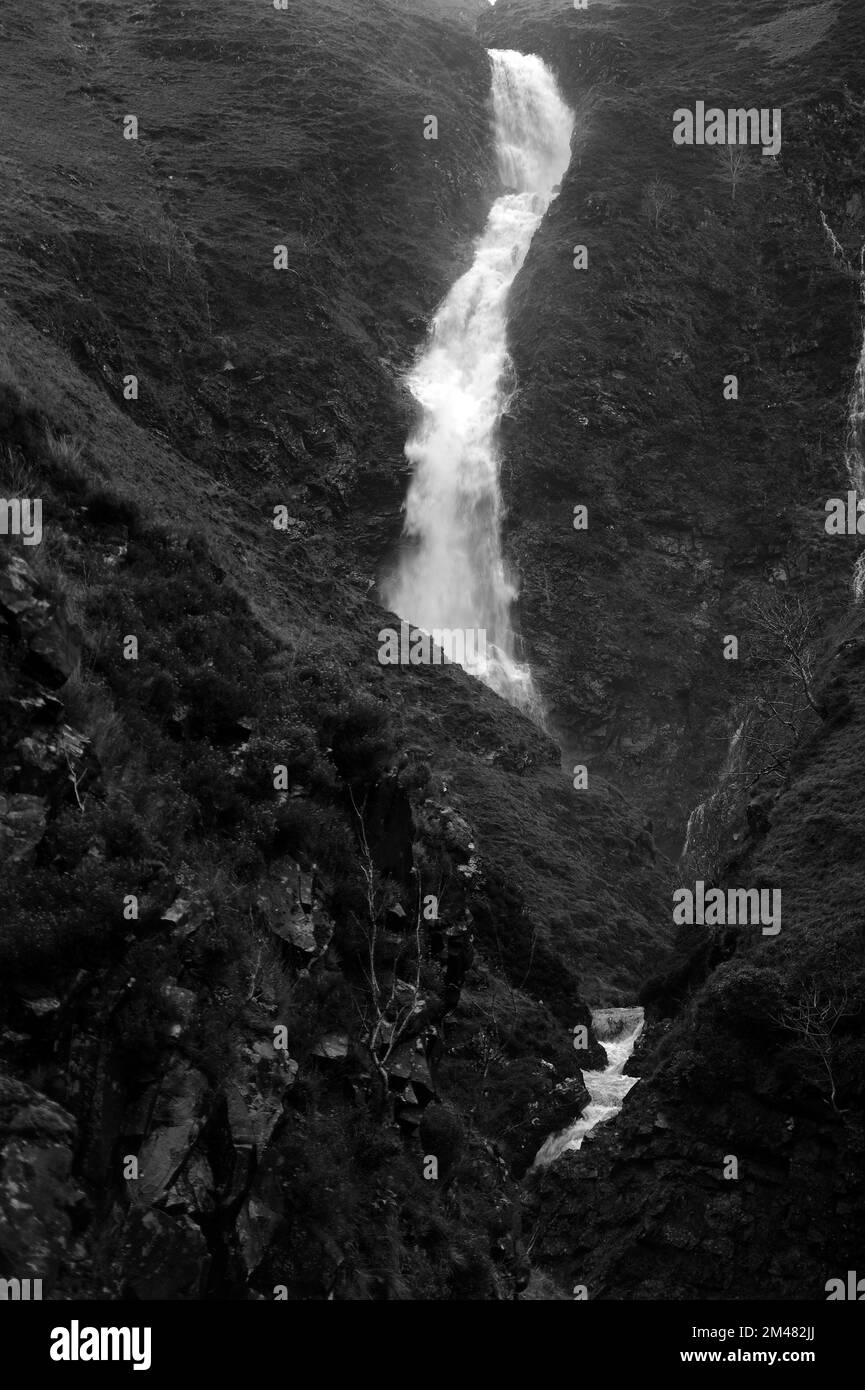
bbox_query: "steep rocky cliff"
[529,602,865,1298]
[0,0,671,1301]
[1,0,863,1304]
[483,0,865,854]
[482,0,865,1299]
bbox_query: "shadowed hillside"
[483,0,865,854]
[478,0,865,1302]
[0,0,670,1301]
[1,0,863,1308]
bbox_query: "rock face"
[1,0,862,1305]
[514,1074,591,1178]
[0,1072,81,1289]
[100,1207,210,1302]
[530,606,865,1298]
[482,0,865,854]
[0,555,93,871]
[530,1057,865,1301]
[0,555,81,687]
[130,1061,210,1208]
[0,792,47,865]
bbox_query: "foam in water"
[532,1007,645,1167]
[383,51,574,712]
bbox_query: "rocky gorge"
[0,0,864,1306]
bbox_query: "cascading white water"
[681,718,745,873]
[844,249,865,496]
[532,1007,645,1167]
[845,250,865,601]
[383,50,574,711]
[820,216,865,602]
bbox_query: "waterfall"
[532,1007,645,1167]
[383,50,574,712]
[820,215,865,602]
[681,718,746,874]
[846,250,865,601]
[844,248,865,496]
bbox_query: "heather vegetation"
[0,351,624,1296]
[2,0,864,1304]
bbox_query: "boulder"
[0,792,47,863]
[13,723,97,804]
[0,555,81,686]
[0,1071,82,1287]
[513,1075,592,1177]
[312,1032,349,1062]
[129,1061,209,1208]
[162,1151,216,1218]
[387,1038,435,1101]
[257,866,333,958]
[233,1041,296,1152]
[237,1157,285,1278]
[161,893,212,941]
[439,806,475,862]
[103,1206,210,1300]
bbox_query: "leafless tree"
[750,590,826,719]
[349,788,425,1097]
[770,979,854,1114]
[714,142,751,203]
[642,176,676,228]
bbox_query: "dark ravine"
[486,0,865,1301]
[0,0,864,1305]
[527,612,865,1297]
[0,0,667,1302]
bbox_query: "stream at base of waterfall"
[532,1007,645,1167]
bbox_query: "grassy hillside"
[4,0,860,1305]
[0,0,672,1300]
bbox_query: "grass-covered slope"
[0,0,671,997]
[0,0,672,1299]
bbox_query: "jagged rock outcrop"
[0,555,81,687]
[0,555,94,868]
[0,1072,82,1289]
[16,0,862,1304]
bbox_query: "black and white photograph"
[1,0,864,1361]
